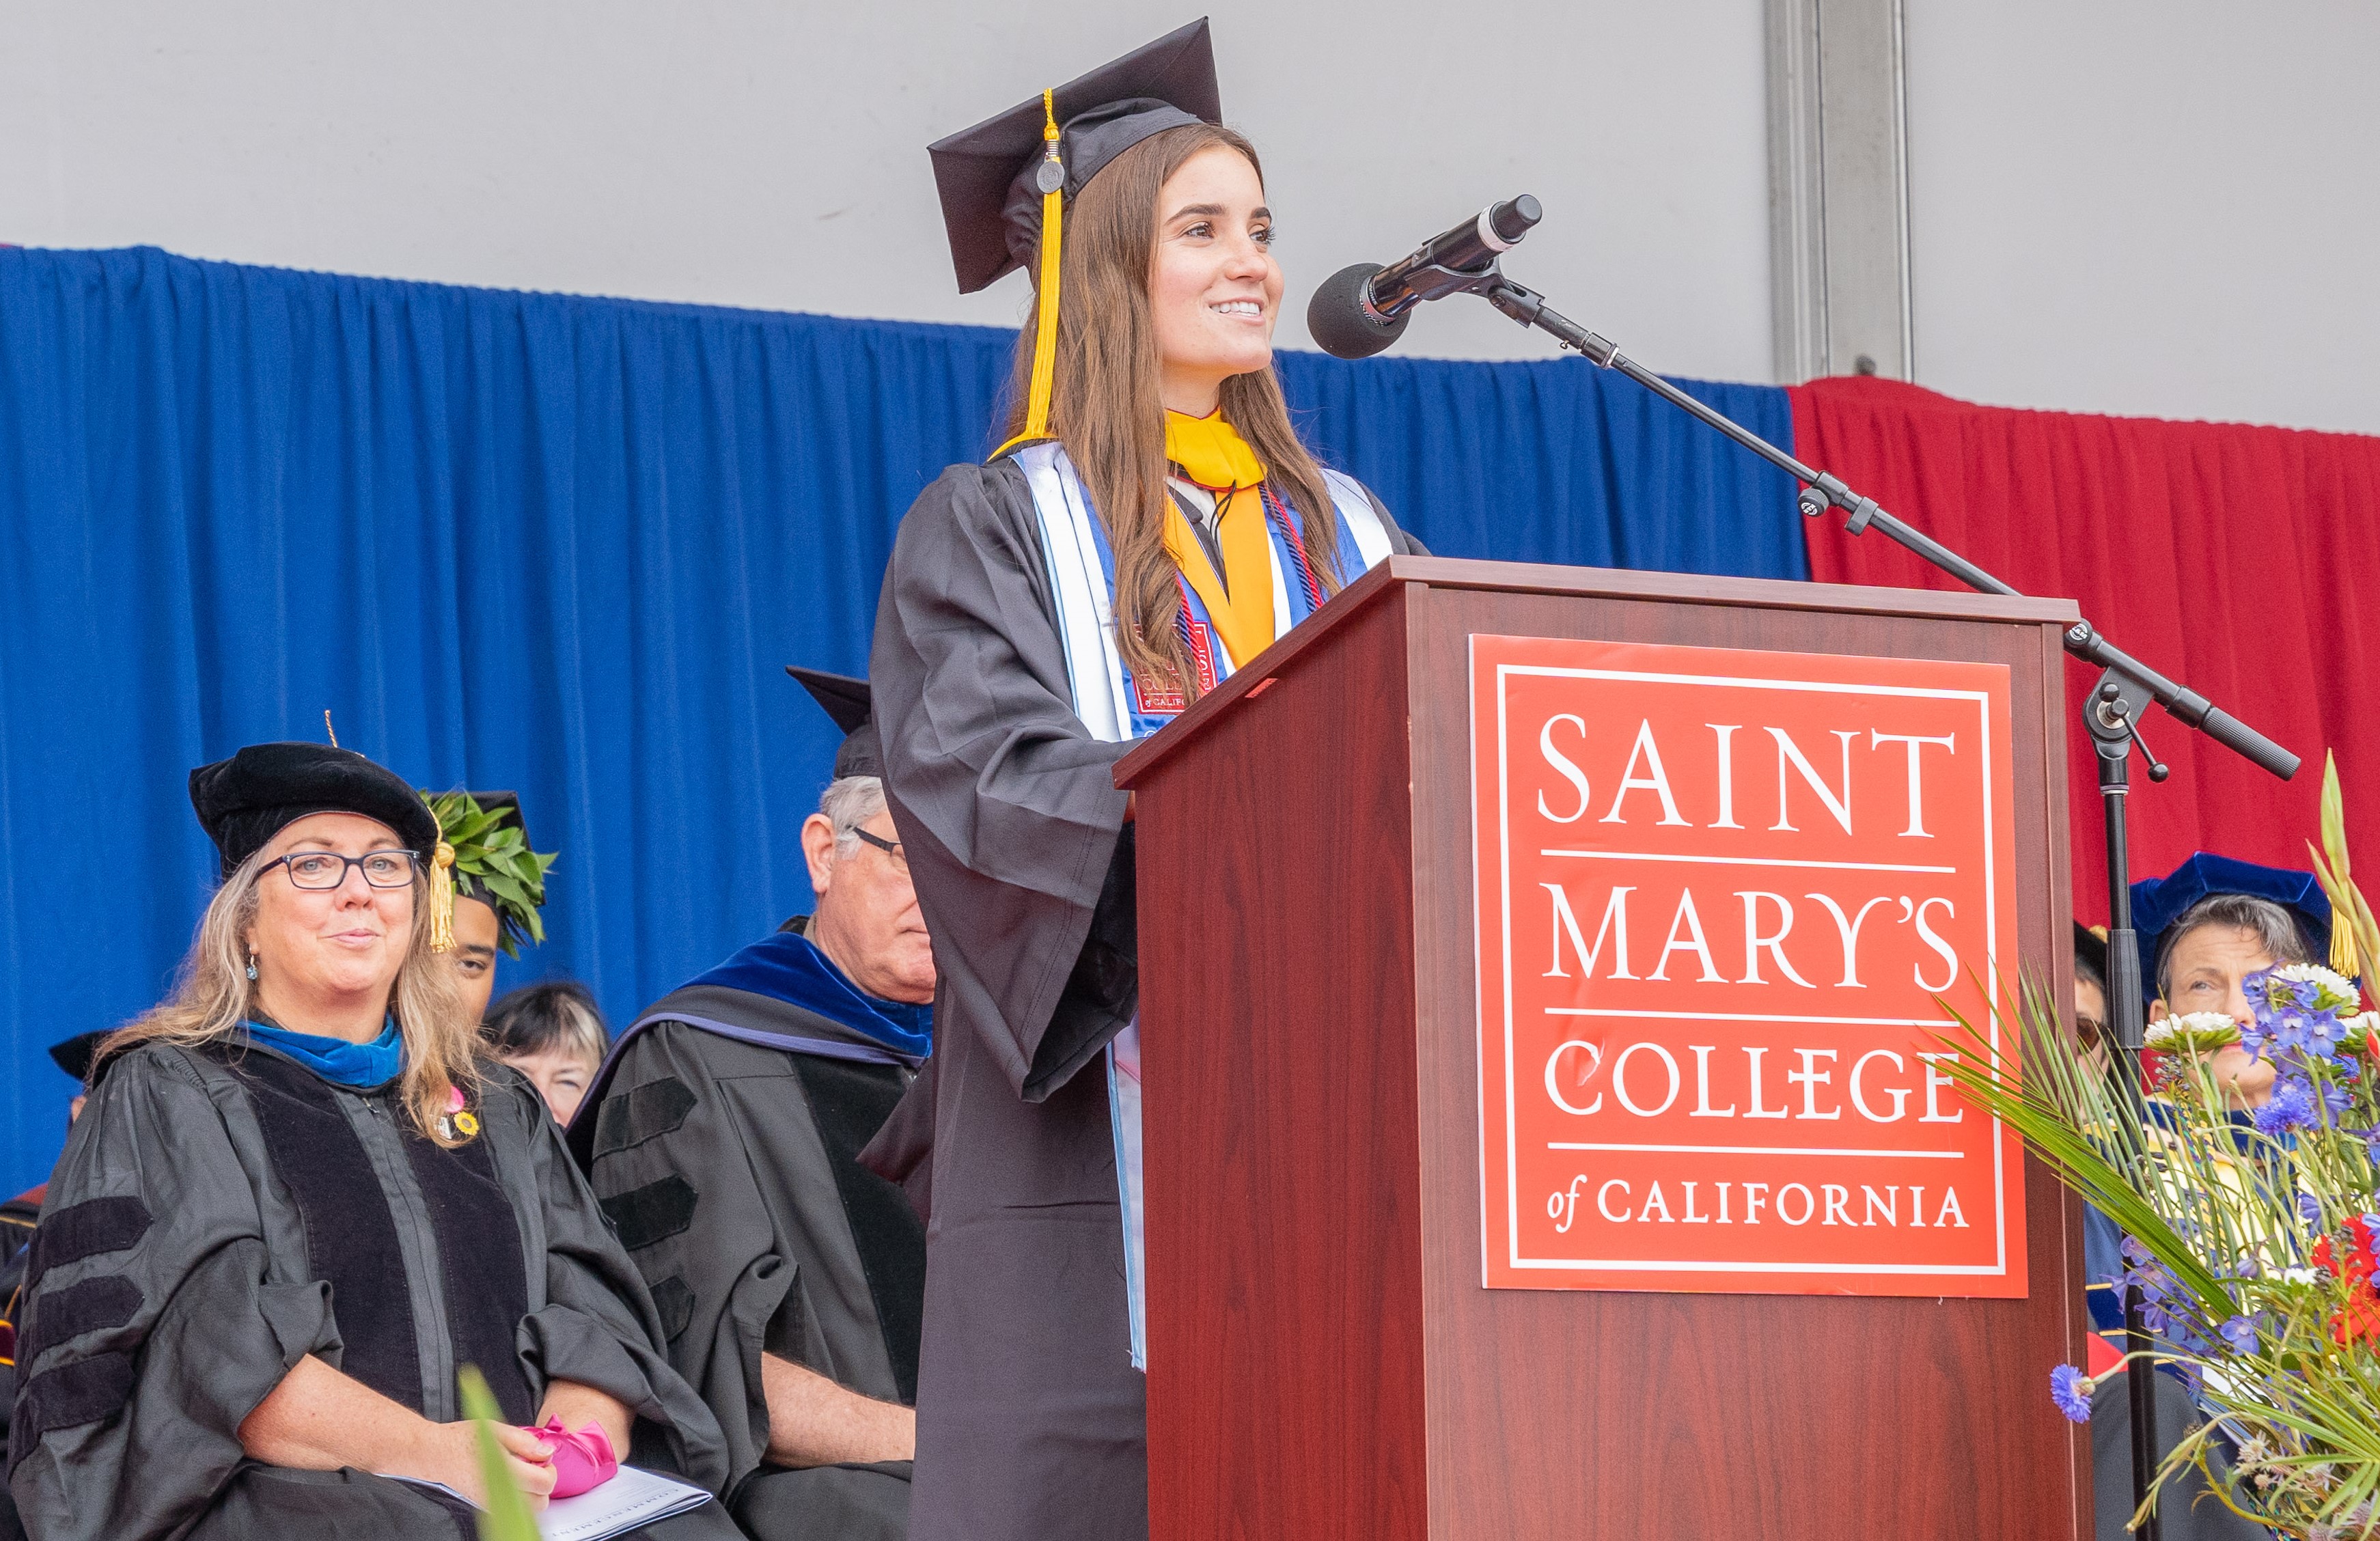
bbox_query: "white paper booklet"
[536,1466,712,1541]
[385,1466,712,1541]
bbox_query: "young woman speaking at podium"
[869,19,1426,1540]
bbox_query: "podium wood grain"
[1119,559,2089,1540]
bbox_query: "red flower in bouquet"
[2315,1223,2380,1344]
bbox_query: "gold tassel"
[995,88,1066,458]
[2334,911,2361,979]
[428,841,456,953]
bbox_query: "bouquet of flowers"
[1939,755,2380,1538]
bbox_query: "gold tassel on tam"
[428,841,457,953]
[995,89,1066,458]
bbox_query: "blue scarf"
[243,1016,406,1088]
[682,930,933,1061]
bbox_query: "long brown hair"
[100,845,485,1146]
[1003,122,1346,701]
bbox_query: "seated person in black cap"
[2135,852,2334,1110]
[0,1031,106,1534]
[421,789,556,1024]
[573,668,931,1541]
[877,20,1427,1540]
[8,742,736,1541]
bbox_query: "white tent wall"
[4,0,2372,430]
[0,1,1773,380]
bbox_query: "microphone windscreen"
[1305,264,1411,360]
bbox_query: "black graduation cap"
[2129,851,2332,1005]
[49,1031,107,1086]
[189,741,441,878]
[787,666,881,779]
[467,790,527,851]
[929,17,1222,294]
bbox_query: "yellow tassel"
[995,88,1065,459]
[428,841,456,953]
[2334,912,2360,979]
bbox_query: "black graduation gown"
[573,978,927,1541]
[7,1039,738,1541]
[868,457,1423,1541]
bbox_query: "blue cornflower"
[2254,1080,2318,1137]
[2299,1191,2326,1227]
[2321,1079,2355,1117]
[2050,1364,2094,1422]
[2219,1314,2262,1352]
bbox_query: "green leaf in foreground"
[458,1363,540,1541]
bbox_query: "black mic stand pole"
[1427,263,2305,1539]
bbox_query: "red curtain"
[1790,376,2380,924]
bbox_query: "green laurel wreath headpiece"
[419,790,557,958]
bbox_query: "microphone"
[1307,195,1542,359]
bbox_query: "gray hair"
[2155,893,2312,999]
[818,775,887,855]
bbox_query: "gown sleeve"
[508,1072,731,1495]
[870,461,1138,1103]
[8,1046,340,1541]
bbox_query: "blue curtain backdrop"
[0,245,1801,1192]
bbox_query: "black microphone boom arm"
[1473,275,2301,781]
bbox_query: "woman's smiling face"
[245,811,415,1019]
[1148,143,1282,416]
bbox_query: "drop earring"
[246,956,259,982]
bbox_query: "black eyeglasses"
[850,827,907,872]
[261,850,420,890]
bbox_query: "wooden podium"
[1113,557,2088,1541]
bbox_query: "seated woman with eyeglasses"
[7,742,738,1541]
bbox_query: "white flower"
[2271,962,2361,1012]
[2146,1012,2243,1050]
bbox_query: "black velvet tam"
[928,16,1221,294]
[786,665,882,780]
[189,742,440,876]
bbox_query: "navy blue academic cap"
[2128,852,2331,1005]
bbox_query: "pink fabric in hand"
[531,1417,619,1498]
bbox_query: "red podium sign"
[1471,636,2025,1297]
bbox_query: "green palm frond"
[458,1363,540,1541]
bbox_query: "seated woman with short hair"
[484,980,610,1124]
[8,742,737,1541]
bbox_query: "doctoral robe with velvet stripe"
[570,962,926,1541]
[6,1038,736,1541]
[868,456,1423,1541]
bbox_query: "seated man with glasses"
[570,668,935,1541]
